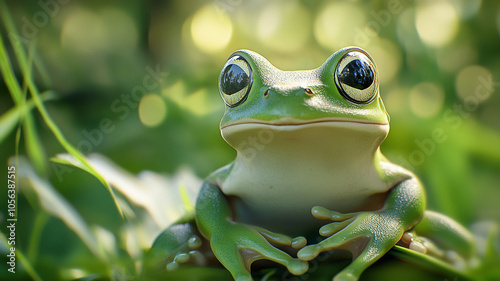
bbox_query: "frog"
[148,47,478,281]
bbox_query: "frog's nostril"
[305,88,314,96]
[264,88,270,97]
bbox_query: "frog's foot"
[400,231,447,256]
[399,231,469,268]
[404,210,478,270]
[298,206,405,281]
[209,223,309,280]
[148,222,210,271]
[166,234,206,271]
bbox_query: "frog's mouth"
[221,117,390,149]
[221,118,390,166]
[221,117,388,130]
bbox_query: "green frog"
[149,48,477,281]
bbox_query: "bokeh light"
[451,0,482,19]
[409,82,445,118]
[396,8,421,54]
[384,87,410,116]
[64,268,87,280]
[190,5,233,54]
[256,1,310,53]
[314,2,367,50]
[415,1,459,47]
[139,94,167,127]
[162,81,222,116]
[61,8,107,55]
[455,65,493,103]
[100,8,139,55]
[497,8,500,35]
[368,39,402,85]
[436,43,477,73]
[61,7,138,55]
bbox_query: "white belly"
[220,122,392,235]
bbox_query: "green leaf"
[14,157,105,261]
[50,155,125,218]
[53,154,202,230]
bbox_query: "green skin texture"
[167,48,476,281]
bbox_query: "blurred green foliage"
[1,0,500,280]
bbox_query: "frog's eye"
[335,51,378,104]
[219,55,253,107]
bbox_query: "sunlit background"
[1,0,499,280]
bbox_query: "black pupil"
[221,63,249,95]
[339,59,374,90]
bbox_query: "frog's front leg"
[298,176,425,281]
[196,181,309,281]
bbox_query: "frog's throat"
[221,117,389,130]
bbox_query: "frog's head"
[218,48,390,154]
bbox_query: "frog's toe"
[187,235,202,249]
[243,238,309,275]
[299,224,362,262]
[253,226,307,250]
[319,220,353,237]
[189,249,207,265]
[166,252,187,271]
[297,244,322,261]
[166,249,207,271]
[291,236,307,249]
[287,259,309,275]
[311,206,334,220]
[165,261,179,271]
[312,206,355,221]
[408,240,427,254]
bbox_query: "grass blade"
[0,6,46,174]
[389,245,474,280]
[0,91,55,142]
[26,211,50,263]
[0,1,124,217]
